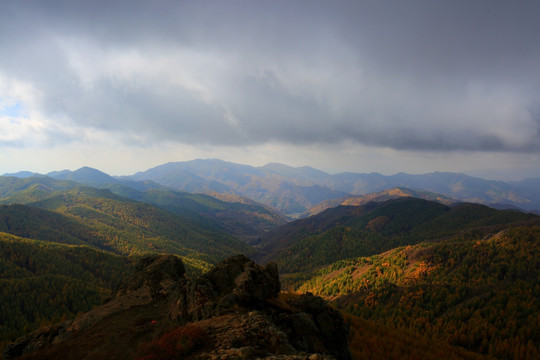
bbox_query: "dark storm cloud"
[1,0,539,151]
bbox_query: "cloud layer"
[1,0,539,153]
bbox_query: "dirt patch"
[323,268,346,281]
[351,264,371,280]
[405,245,433,263]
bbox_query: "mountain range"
[4,159,540,216]
[1,159,539,359]
[123,159,540,215]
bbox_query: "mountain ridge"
[0,174,287,244]
[5,160,540,214]
[256,197,539,273]
[301,187,456,217]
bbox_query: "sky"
[0,0,539,180]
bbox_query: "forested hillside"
[259,197,538,273]
[0,175,287,245]
[1,186,251,264]
[0,183,256,351]
[284,226,540,359]
[0,176,78,203]
[0,232,133,349]
[120,188,287,245]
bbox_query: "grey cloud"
[1,0,539,152]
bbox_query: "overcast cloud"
[0,0,539,177]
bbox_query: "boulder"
[280,292,351,360]
[171,254,281,321]
[118,254,185,297]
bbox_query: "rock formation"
[3,254,351,360]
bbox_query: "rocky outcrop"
[117,254,185,299]
[280,292,351,360]
[171,254,281,321]
[4,254,351,360]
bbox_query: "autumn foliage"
[287,225,540,359]
[136,324,207,360]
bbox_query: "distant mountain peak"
[76,165,100,171]
[47,166,119,184]
[1,171,40,178]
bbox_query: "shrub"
[136,324,207,360]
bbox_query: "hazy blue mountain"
[1,171,39,178]
[511,178,540,197]
[126,159,347,216]
[319,171,540,211]
[124,159,540,216]
[9,160,540,214]
[47,166,121,185]
[319,172,391,194]
[124,160,540,214]
[131,159,261,184]
[261,163,331,183]
[46,169,70,177]
[127,162,233,193]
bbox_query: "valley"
[1,160,539,359]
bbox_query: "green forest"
[0,182,252,349]
[0,232,132,348]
